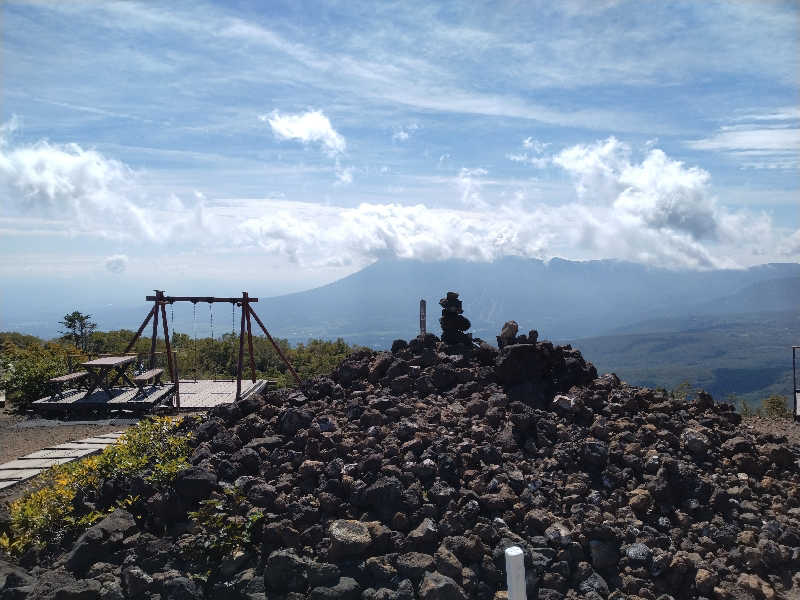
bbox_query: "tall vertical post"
[419,299,427,336]
[236,294,247,400]
[244,292,257,383]
[160,302,179,408]
[505,546,527,600]
[150,290,161,368]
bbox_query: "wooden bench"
[133,368,164,395]
[48,371,89,400]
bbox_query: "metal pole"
[248,305,302,386]
[420,299,427,336]
[236,295,246,400]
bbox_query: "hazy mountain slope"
[252,258,799,345]
[569,310,800,405]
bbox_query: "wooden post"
[160,302,179,408]
[244,293,256,383]
[420,299,427,336]
[123,306,155,354]
[150,291,161,368]
[248,305,302,386]
[236,295,246,400]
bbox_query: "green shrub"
[186,487,263,572]
[1,342,85,411]
[761,394,790,419]
[0,416,191,556]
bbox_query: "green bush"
[761,394,790,419]
[0,416,191,556]
[0,342,85,411]
[187,487,263,574]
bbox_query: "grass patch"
[0,416,192,556]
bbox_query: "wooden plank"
[0,469,42,481]
[49,371,88,383]
[44,443,111,450]
[82,356,136,367]
[0,458,75,469]
[133,368,163,382]
[74,437,120,445]
[0,480,20,490]
[22,448,101,460]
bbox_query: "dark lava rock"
[65,509,137,574]
[173,466,217,502]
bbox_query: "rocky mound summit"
[2,293,800,600]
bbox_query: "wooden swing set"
[124,290,300,405]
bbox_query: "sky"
[1,0,799,323]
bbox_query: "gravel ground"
[742,415,800,446]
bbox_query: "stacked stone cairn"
[438,292,472,346]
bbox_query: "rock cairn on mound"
[438,292,471,346]
[2,298,800,600]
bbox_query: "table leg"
[82,368,105,398]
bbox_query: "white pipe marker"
[505,545,527,600]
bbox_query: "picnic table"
[81,356,137,399]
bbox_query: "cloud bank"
[1,123,796,271]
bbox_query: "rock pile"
[438,292,471,346]
[2,298,800,600]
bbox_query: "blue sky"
[1,0,798,323]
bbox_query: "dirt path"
[0,409,135,465]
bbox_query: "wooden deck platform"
[176,379,269,409]
[33,384,175,416]
[32,379,273,415]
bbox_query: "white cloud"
[335,164,354,185]
[456,167,488,209]
[508,137,551,168]
[104,254,129,273]
[2,124,795,272]
[0,122,204,242]
[688,110,800,169]
[261,110,346,156]
[392,123,419,142]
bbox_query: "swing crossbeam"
[125,291,298,407]
[145,296,258,303]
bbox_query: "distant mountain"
[250,258,799,346]
[4,258,798,346]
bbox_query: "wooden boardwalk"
[177,379,269,409]
[0,432,123,491]
[33,384,175,416]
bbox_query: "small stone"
[418,571,468,600]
